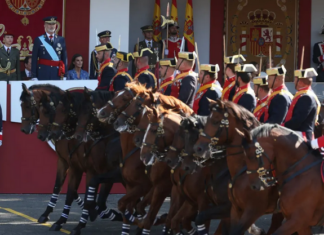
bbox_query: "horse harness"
[38,95,57,134]
[21,90,38,125]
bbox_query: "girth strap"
[119,147,140,168]
[69,141,83,159]
[84,133,119,158]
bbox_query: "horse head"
[20,83,38,134]
[97,82,143,124]
[38,91,57,141]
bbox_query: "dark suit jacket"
[132,40,162,77]
[20,70,31,80]
[0,46,20,81]
[96,65,117,91]
[31,34,67,80]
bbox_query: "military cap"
[294,68,318,78]
[133,48,153,58]
[141,25,154,32]
[253,72,268,86]
[224,54,246,64]
[3,31,14,37]
[235,64,258,73]
[200,64,220,73]
[178,52,196,61]
[160,57,177,67]
[266,65,287,76]
[43,16,57,24]
[98,30,111,38]
[95,42,113,52]
[116,51,134,62]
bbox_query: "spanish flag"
[184,0,195,52]
[152,0,161,42]
[171,0,178,24]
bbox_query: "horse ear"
[215,99,225,109]
[151,87,158,93]
[66,90,72,100]
[22,83,30,94]
[83,88,91,101]
[41,91,48,101]
[152,107,159,118]
[149,91,157,102]
[235,128,252,144]
[206,97,216,104]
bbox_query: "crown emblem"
[51,18,55,21]
[248,9,276,27]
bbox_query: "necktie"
[49,35,53,44]
[148,41,152,49]
[7,48,10,55]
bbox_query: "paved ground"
[0,194,322,234]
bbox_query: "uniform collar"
[201,80,215,86]
[117,68,128,73]
[145,39,153,45]
[259,94,269,102]
[46,32,55,38]
[102,58,111,64]
[137,65,149,73]
[236,83,249,92]
[297,85,311,91]
[179,69,192,73]
[227,75,236,82]
[162,75,174,82]
[3,45,11,51]
[272,84,285,92]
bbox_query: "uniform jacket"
[89,48,117,80]
[31,34,67,80]
[233,84,256,113]
[195,83,222,116]
[96,62,117,91]
[0,46,20,81]
[134,66,157,89]
[109,69,133,91]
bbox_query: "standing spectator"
[0,31,20,82]
[312,33,324,82]
[66,54,89,80]
[21,56,32,80]
[31,16,67,80]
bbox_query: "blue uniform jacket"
[0,104,2,134]
[178,75,197,108]
[284,94,318,142]
[163,85,172,96]
[265,90,292,124]
[198,87,222,116]
[137,72,156,89]
[112,73,132,91]
[228,85,236,101]
[96,65,117,91]
[31,34,67,80]
[237,93,256,113]
[90,48,117,80]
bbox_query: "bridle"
[142,115,169,161]
[38,96,56,135]
[120,95,145,133]
[21,90,38,125]
[243,138,276,187]
[107,87,136,124]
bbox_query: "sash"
[284,88,321,123]
[263,88,293,122]
[221,80,235,100]
[253,99,268,121]
[232,86,254,104]
[193,82,221,114]
[170,71,196,98]
[38,36,59,61]
[109,71,133,91]
[159,76,174,93]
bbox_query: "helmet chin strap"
[295,78,299,90]
[201,72,206,84]
[256,85,260,97]
[115,59,121,70]
[176,60,184,71]
[271,75,277,90]
[101,51,105,63]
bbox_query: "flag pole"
[300,46,305,70]
[269,45,272,69]
[166,3,170,51]
[118,35,121,51]
[195,42,200,74]
[223,35,226,83]
[259,56,262,76]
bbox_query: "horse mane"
[223,101,260,130]
[158,94,194,115]
[126,82,150,95]
[91,90,115,103]
[250,124,304,142]
[20,84,63,102]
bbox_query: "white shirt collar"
[3,45,11,51]
[25,69,31,76]
[145,39,153,45]
[46,32,55,39]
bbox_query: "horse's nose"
[193,144,204,156]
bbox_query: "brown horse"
[20,84,85,227]
[238,124,324,235]
[193,99,284,235]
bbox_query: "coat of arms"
[6,0,46,26]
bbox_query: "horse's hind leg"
[50,166,83,231]
[38,157,68,223]
[171,201,198,234]
[266,213,284,235]
[272,217,311,235]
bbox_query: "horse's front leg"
[38,156,68,223]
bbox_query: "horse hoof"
[49,223,62,231]
[135,227,143,235]
[37,215,49,223]
[89,209,98,222]
[249,224,266,235]
[70,230,81,235]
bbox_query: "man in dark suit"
[132,25,162,77]
[21,56,32,80]
[89,30,117,80]
[312,39,324,82]
[95,43,117,90]
[31,16,67,80]
[0,31,20,82]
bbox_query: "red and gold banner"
[152,0,161,42]
[184,0,195,52]
[171,0,178,24]
[0,0,64,61]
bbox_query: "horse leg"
[213,218,231,235]
[38,157,68,223]
[195,203,231,228]
[266,213,284,235]
[50,166,83,231]
[171,201,197,234]
[141,182,171,234]
[296,227,312,235]
[136,186,155,217]
[230,207,264,235]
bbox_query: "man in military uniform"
[264,65,293,124]
[0,31,20,82]
[31,16,67,80]
[170,52,197,108]
[193,64,222,115]
[221,54,245,101]
[109,51,133,91]
[283,68,320,142]
[162,22,181,59]
[312,35,324,82]
[158,57,177,95]
[133,48,157,89]
[90,30,117,80]
[132,25,162,76]
[253,72,270,122]
[95,43,116,90]
[232,64,257,113]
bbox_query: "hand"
[165,49,169,56]
[30,78,38,81]
[63,77,67,80]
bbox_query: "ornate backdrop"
[0,0,64,61]
[225,0,299,81]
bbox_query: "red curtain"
[0,0,64,65]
